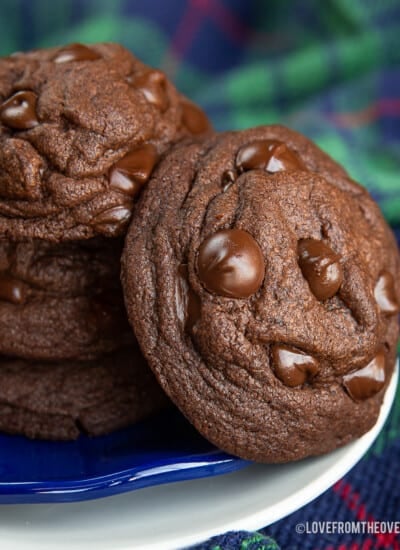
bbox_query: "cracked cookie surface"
[0,43,211,241]
[122,125,400,463]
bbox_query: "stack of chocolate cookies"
[0,43,211,440]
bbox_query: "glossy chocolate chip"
[374,271,399,314]
[92,205,132,233]
[176,264,201,331]
[298,238,343,301]
[272,345,319,387]
[0,274,26,304]
[110,144,158,198]
[53,43,101,63]
[134,70,169,112]
[181,101,210,135]
[236,140,305,173]
[343,351,386,400]
[221,169,236,192]
[0,91,38,130]
[0,274,27,304]
[197,229,265,298]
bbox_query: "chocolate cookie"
[122,125,400,463]
[0,346,169,440]
[0,43,211,241]
[0,237,132,360]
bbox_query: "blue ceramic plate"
[0,408,249,504]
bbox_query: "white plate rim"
[171,362,399,549]
[170,362,399,549]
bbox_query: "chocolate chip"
[0,91,38,130]
[272,345,319,387]
[109,144,158,198]
[374,271,399,314]
[53,43,101,63]
[343,351,386,400]
[298,238,343,301]
[176,264,201,331]
[197,229,265,299]
[133,70,169,112]
[0,274,27,304]
[92,205,132,234]
[221,169,236,192]
[181,101,210,135]
[236,140,305,174]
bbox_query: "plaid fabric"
[1,1,399,548]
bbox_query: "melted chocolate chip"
[92,205,132,232]
[53,43,101,63]
[181,101,210,135]
[0,274,27,304]
[176,265,201,331]
[272,345,319,387]
[374,271,399,314]
[110,144,158,198]
[134,70,169,112]
[197,229,265,299]
[343,351,386,400]
[0,91,38,130]
[236,140,305,174]
[298,238,343,301]
[221,169,236,192]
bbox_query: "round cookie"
[0,43,211,241]
[122,125,400,463]
[0,346,169,440]
[0,237,132,360]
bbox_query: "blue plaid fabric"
[1,1,399,548]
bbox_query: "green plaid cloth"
[1,0,399,221]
